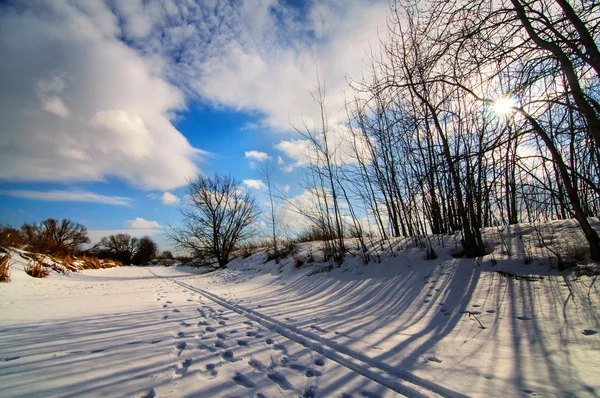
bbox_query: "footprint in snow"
[198,344,217,353]
[304,385,318,397]
[163,304,168,308]
[174,359,192,377]
[516,316,532,321]
[197,321,210,326]
[486,310,496,314]
[1,356,20,361]
[288,363,307,372]
[180,321,192,327]
[360,391,383,398]
[237,339,249,346]
[424,300,431,303]
[139,388,156,398]
[232,372,256,388]
[246,331,257,337]
[582,329,598,336]
[172,309,180,313]
[305,368,322,377]
[273,343,287,354]
[426,355,442,363]
[265,338,274,345]
[267,371,294,390]
[310,325,328,333]
[248,358,266,371]
[216,332,227,339]
[314,357,325,366]
[163,315,169,320]
[472,304,481,307]
[221,350,238,362]
[215,340,229,349]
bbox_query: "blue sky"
[0,0,389,250]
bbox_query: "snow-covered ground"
[1,226,599,397]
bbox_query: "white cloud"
[245,150,271,162]
[243,179,267,190]
[125,217,161,229]
[0,1,388,190]
[0,189,131,206]
[0,2,201,190]
[161,191,180,205]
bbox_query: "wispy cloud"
[0,189,131,206]
[125,217,161,229]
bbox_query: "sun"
[493,97,517,115]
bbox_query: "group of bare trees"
[294,0,600,261]
[92,234,158,265]
[170,0,600,266]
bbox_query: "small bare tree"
[169,174,260,267]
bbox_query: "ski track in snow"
[148,269,466,398]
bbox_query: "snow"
[1,227,599,397]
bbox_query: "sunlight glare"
[493,96,517,115]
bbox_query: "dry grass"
[0,252,11,282]
[24,257,50,278]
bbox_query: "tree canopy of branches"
[287,0,600,262]
[94,234,157,265]
[21,218,90,255]
[169,174,260,267]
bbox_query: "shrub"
[0,252,11,282]
[293,255,304,268]
[25,258,50,278]
[0,224,27,249]
[21,219,89,255]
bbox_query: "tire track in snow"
[148,270,467,398]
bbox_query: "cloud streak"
[0,189,131,206]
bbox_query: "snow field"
[1,232,599,397]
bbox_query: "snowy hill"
[1,222,599,397]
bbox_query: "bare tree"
[260,160,280,262]
[21,218,90,255]
[169,174,260,267]
[94,233,139,264]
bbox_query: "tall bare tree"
[169,174,260,267]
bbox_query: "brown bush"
[0,224,27,249]
[0,252,11,282]
[24,258,50,278]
